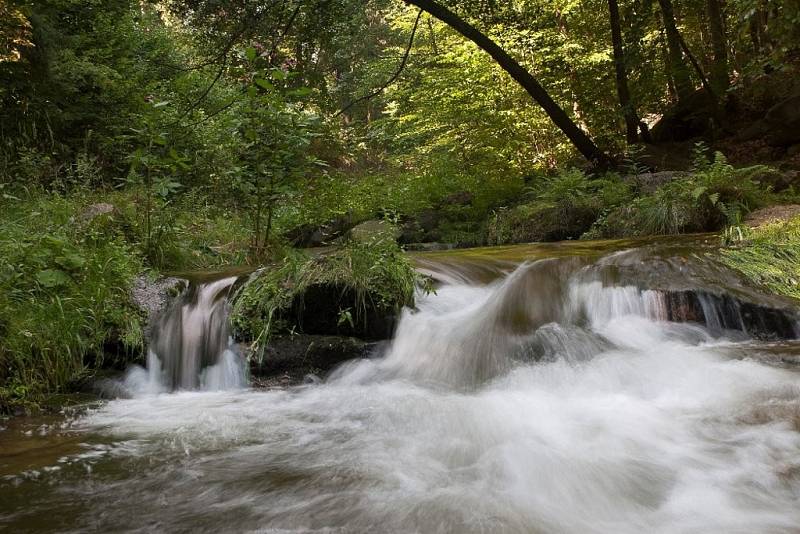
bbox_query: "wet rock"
[288,282,397,340]
[659,289,798,340]
[249,335,380,382]
[403,242,458,252]
[131,275,185,328]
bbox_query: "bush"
[231,229,420,357]
[487,169,632,244]
[0,193,144,411]
[586,152,776,239]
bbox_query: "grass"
[720,216,800,300]
[278,160,524,243]
[231,228,420,359]
[585,152,785,239]
[0,192,145,412]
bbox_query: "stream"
[2,236,800,533]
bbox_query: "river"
[2,236,800,533]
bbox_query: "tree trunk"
[657,0,692,102]
[402,0,611,168]
[705,0,728,95]
[608,0,640,143]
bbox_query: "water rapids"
[2,239,800,533]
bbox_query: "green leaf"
[36,269,71,288]
[55,253,86,270]
[245,47,257,63]
[691,186,707,201]
[254,78,274,91]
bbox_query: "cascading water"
[2,238,800,533]
[122,276,247,394]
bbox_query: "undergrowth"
[231,229,420,359]
[719,216,800,300]
[0,193,144,411]
[487,169,632,244]
[585,150,782,239]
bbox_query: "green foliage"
[231,231,419,356]
[0,192,144,410]
[488,170,632,244]
[719,216,800,300]
[587,152,776,238]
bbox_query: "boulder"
[744,204,800,227]
[285,213,354,248]
[348,219,400,243]
[764,95,800,147]
[623,171,688,193]
[131,275,185,329]
[651,90,717,143]
[398,209,442,244]
[249,334,381,383]
[441,191,474,207]
[74,202,132,239]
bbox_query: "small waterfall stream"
[2,237,800,533]
[123,276,247,394]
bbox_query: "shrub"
[231,229,420,358]
[586,152,776,239]
[487,169,632,244]
[0,193,145,411]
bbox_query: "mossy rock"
[487,203,596,245]
[231,236,418,347]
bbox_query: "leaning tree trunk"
[402,0,612,168]
[608,0,640,143]
[705,0,729,95]
[657,0,692,103]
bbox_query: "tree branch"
[334,9,423,118]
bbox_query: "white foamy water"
[118,276,247,395]
[3,257,800,533]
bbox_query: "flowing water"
[3,236,800,533]
[119,275,247,395]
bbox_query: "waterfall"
[9,240,800,534]
[122,276,247,394]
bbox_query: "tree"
[401,0,612,168]
[705,0,729,95]
[608,0,641,143]
[657,0,692,102]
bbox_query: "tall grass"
[0,193,144,410]
[231,228,419,357]
[720,216,800,300]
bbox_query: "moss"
[231,228,420,357]
[719,216,800,300]
[487,170,632,245]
